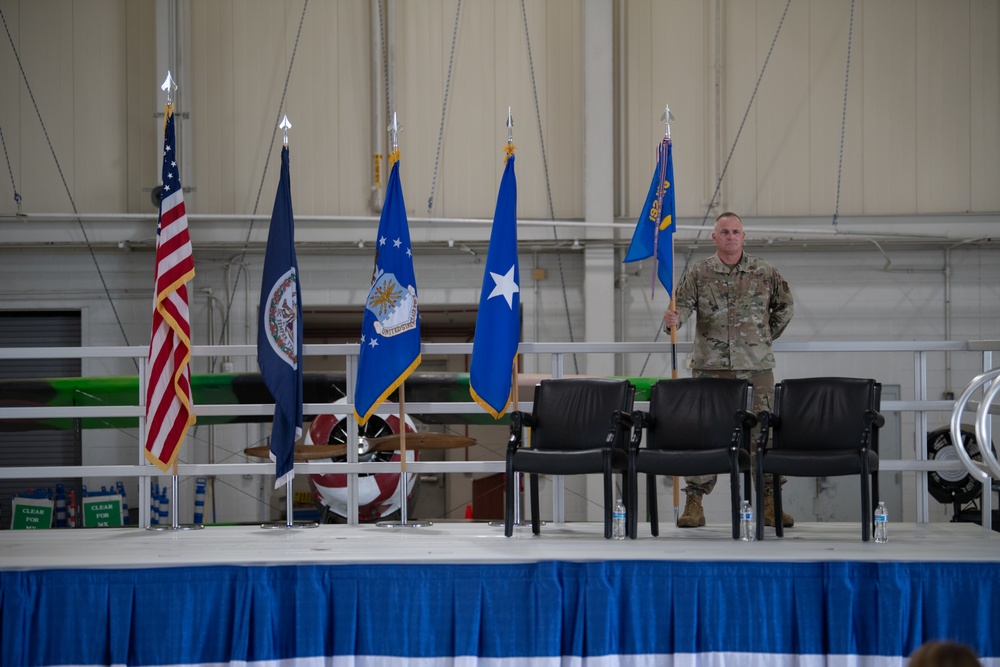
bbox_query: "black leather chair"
[755,377,884,541]
[504,378,634,538]
[628,378,756,539]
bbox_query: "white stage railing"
[1,340,997,528]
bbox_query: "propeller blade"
[363,433,476,452]
[243,443,349,461]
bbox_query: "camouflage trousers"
[683,368,786,497]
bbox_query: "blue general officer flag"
[354,158,422,425]
[257,145,302,489]
[470,151,519,419]
[623,138,675,297]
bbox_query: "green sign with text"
[11,497,54,529]
[83,497,122,528]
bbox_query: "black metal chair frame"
[755,377,884,542]
[628,378,756,539]
[504,378,634,539]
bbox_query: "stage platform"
[1,520,998,569]
[1,521,998,666]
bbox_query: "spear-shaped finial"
[387,112,402,166]
[660,104,675,140]
[279,115,292,145]
[161,71,177,105]
[503,107,517,163]
[387,112,400,152]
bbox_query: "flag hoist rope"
[520,0,579,374]
[641,0,793,380]
[688,0,793,253]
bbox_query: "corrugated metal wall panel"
[0,311,82,530]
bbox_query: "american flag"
[145,102,196,471]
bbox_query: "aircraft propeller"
[243,432,475,461]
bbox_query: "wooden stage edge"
[1,521,997,571]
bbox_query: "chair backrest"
[645,377,751,451]
[530,378,634,451]
[772,377,880,451]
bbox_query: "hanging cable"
[426,0,462,214]
[831,0,856,228]
[695,0,793,245]
[520,0,578,373]
[216,0,308,350]
[0,124,22,213]
[644,0,792,376]
[0,6,135,363]
[378,0,391,122]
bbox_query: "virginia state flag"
[470,152,519,419]
[354,158,421,425]
[257,145,302,488]
[623,138,675,297]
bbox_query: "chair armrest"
[625,410,648,451]
[756,411,775,450]
[866,409,885,429]
[507,411,535,452]
[733,410,758,451]
[606,410,634,448]
[612,410,634,429]
[510,411,536,430]
[736,409,758,429]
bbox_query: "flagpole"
[256,114,316,530]
[377,382,430,528]
[146,71,202,532]
[662,104,682,526]
[375,112,428,529]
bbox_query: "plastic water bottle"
[612,498,626,540]
[740,500,755,541]
[874,501,889,543]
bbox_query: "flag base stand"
[376,472,430,528]
[147,523,204,532]
[146,476,205,531]
[261,488,318,530]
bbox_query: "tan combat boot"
[763,495,795,528]
[677,492,706,528]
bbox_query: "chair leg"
[627,463,639,539]
[774,475,785,538]
[647,474,659,537]
[504,466,515,537]
[871,469,880,540]
[729,463,740,540]
[861,461,871,543]
[529,474,541,535]
[603,467,613,540]
[619,471,630,538]
[755,463,765,541]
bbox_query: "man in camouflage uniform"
[662,212,795,528]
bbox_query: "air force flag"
[354,158,422,425]
[257,146,303,489]
[624,138,675,298]
[470,152,519,419]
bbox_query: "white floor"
[1,520,997,571]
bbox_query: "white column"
[582,0,617,523]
